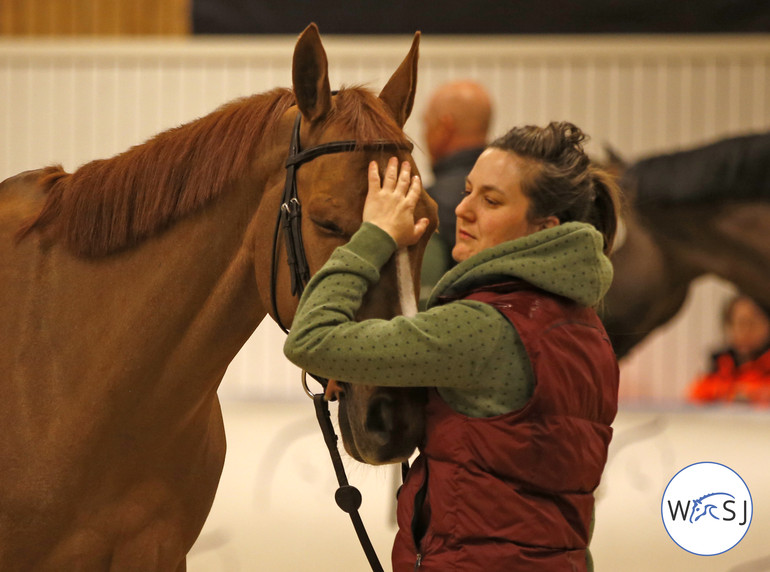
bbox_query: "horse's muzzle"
[365,393,396,446]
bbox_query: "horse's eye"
[313,219,345,237]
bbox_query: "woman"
[284,121,620,571]
[689,294,770,405]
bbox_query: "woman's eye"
[484,197,499,206]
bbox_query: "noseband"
[269,105,411,572]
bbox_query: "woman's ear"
[537,216,560,231]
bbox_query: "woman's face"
[452,148,556,263]
[727,297,770,359]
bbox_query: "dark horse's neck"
[625,132,770,206]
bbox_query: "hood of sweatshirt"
[428,222,613,308]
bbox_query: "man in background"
[423,80,493,269]
[419,81,493,303]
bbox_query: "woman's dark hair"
[489,121,620,254]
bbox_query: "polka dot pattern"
[284,222,613,418]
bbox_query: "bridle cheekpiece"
[270,106,411,335]
[268,101,413,572]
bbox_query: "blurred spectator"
[419,80,492,305]
[423,79,492,257]
[689,294,770,405]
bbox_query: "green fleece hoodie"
[284,221,613,417]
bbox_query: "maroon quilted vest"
[392,283,619,571]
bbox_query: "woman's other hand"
[363,157,430,248]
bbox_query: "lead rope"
[304,374,385,572]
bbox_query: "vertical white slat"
[678,61,692,149]
[727,57,740,128]
[658,63,673,145]
[756,57,768,121]
[0,63,6,177]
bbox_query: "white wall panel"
[2,35,769,401]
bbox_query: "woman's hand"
[363,157,430,248]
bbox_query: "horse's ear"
[292,23,332,123]
[603,143,628,171]
[379,31,420,128]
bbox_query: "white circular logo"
[661,462,752,556]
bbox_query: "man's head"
[423,80,492,165]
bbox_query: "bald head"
[423,80,492,164]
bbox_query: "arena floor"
[188,400,769,571]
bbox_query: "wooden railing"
[0,0,189,35]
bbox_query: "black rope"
[313,394,385,572]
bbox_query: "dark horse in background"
[602,131,770,358]
[0,24,436,570]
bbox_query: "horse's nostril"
[365,395,395,442]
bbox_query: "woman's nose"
[455,194,473,220]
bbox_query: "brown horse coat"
[603,132,770,357]
[0,24,435,570]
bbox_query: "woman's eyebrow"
[465,177,503,193]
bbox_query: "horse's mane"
[622,132,770,206]
[18,85,407,257]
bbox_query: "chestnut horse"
[601,132,770,358]
[0,24,436,570]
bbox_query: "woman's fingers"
[368,160,381,192]
[383,156,400,190]
[363,157,427,247]
[373,158,411,194]
[396,161,412,194]
[405,173,421,204]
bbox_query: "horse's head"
[255,24,437,465]
[690,492,734,523]
[689,498,712,523]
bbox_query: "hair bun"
[557,122,587,151]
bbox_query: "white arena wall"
[2,34,769,402]
[3,34,770,571]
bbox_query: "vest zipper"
[411,462,429,570]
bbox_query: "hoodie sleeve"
[283,223,531,398]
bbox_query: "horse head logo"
[690,492,735,523]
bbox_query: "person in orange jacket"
[689,294,770,405]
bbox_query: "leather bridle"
[269,105,412,572]
[269,108,411,335]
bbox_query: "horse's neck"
[136,178,268,377]
[32,177,266,397]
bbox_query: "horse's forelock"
[327,86,411,148]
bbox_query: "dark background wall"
[3,1,766,36]
[192,0,770,35]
